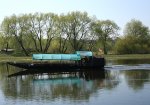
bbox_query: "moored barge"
[7,51,105,70]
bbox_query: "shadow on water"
[122,70,150,90]
[3,62,150,103]
[0,63,121,102]
[107,58,150,65]
[7,68,106,80]
[1,58,150,104]
[105,58,150,71]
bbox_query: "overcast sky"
[0,0,149,34]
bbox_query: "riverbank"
[105,54,150,60]
[0,53,31,63]
[0,54,150,63]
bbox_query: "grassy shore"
[105,54,150,60]
[0,54,150,63]
[0,53,32,63]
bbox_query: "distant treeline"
[0,11,150,56]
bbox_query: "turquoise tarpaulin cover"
[76,51,93,57]
[32,54,81,60]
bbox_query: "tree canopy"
[0,12,150,56]
[91,20,119,54]
[115,19,150,54]
[0,12,97,55]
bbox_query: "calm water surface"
[0,59,150,105]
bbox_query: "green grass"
[0,54,150,63]
[105,54,150,60]
[0,56,32,63]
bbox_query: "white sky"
[0,0,150,34]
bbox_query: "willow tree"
[92,20,119,54]
[1,13,59,55]
[115,19,150,54]
[1,15,30,55]
[124,19,150,43]
[56,14,70,53]
[64,11,92,52]
[0,19,10,52]
[0,32,5,50]
[28,13,58,53]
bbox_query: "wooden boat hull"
[8,68,105,78]
[7,62,104,70]
[7,57,105,70]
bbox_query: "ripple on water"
[105,64,150,71]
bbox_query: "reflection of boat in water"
[4,68,119,101]
[33,71,106,84]
[7,51,105,70]
[8,68,105,79]
[6,71,107,101]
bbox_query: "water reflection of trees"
[0,63,120,101]
[123,70,150,90]
[2,72,106,101]
[105,70,120,89]
[109,59,150,65]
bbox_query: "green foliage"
[91,20,119,54]
[115,19,150,54]
[1,13,150,56]
[0,11,96,55]
[12,51,26,56]
[64,11,92,51]
[124,19,149,37]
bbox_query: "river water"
[0,59,150,105]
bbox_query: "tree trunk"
[5,42,9,52]
[15,35,29,56]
